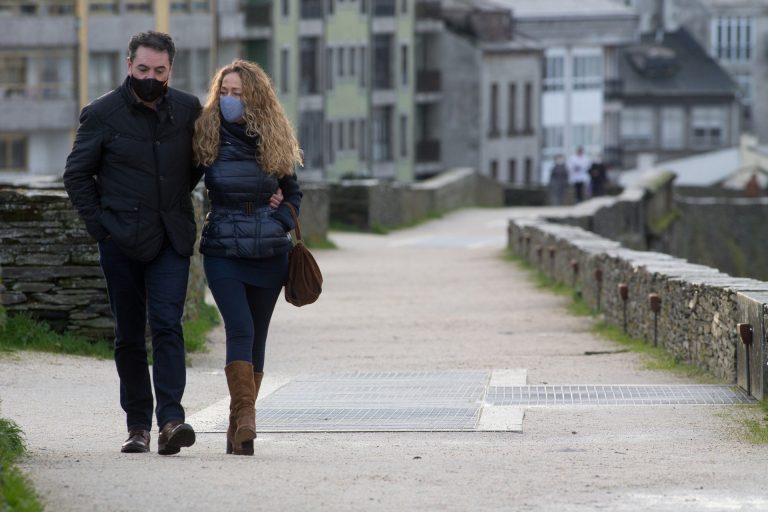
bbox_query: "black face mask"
[131,75,168,102]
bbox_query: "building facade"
[440,4,541,184]
[0,0,215,177]
[492,0,638,182]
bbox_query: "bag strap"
[284,202,302,242]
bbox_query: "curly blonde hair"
[193,59,303,176]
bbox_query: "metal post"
[738,323,753,396]
[618,283,629,333]
[648,293,661,346]
[594,268,603,312]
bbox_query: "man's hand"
[269,188,284,209]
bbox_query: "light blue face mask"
[219,95,245,123]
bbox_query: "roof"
[619,28,738,98]
[618,147,741,187]
[486,0,636,18]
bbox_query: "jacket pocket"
[99,197,140,249]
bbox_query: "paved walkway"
[1,207,767,511]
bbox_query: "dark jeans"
[207,279,281,370]
[98,238,190,432]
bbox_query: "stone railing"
[330,168,504,230]
[0,178,330,340]
[507,173,768,400]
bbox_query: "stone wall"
[507,174,768,400]
[330,168,504,230]
[0,179,330,340]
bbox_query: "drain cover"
[485,385,755,406]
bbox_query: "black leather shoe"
[121,430,150,453]
[157,420,195,456]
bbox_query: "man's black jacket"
[63,76,202,262]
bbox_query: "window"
[507,83,517,134]
[327,0,335,16]
[573,54,602,90]
[523,82,533,133]
[282,0,289,17]
[524,158,532,184]
[301,0,323,18]
[0,134,28,172]
[489,83,499,137]
[299,111,324,169]
[88,0,118,14]
[490,160,498,180]
[400,114,408,157]
[326,48,334,90]
[734,73,752,106]
[712,17,753,62]
[171,0,210,12]
[0,50,74,100]
[349,47,356,77]
[401,0,407,14]
[280,48,289,93]
[400,44,408,87]
[338,122,345,151]
[349,120,356,151]
[374,0,395,16]
[542,126,564,157]
[170,50,191,92]
[661,108,684,149]
[508,159,517,183]
[372,106,392,162]
[0,1,37,15]
[359,119,367,160]
[360,0,367,14]
[691,107,726,148]
[300,38,320,95]
[543,55,564,92]
[359,46,367,87]
[125,1,152,13]
[48,1,76,15]
[89,52,119,100]
[572,123,601,149]
[327,122,335,164]
[338,47,345,77]
[373,35,393,90]
[621,108,654,148]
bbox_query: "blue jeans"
[98,238,190,432]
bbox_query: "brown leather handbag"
[284,203,323,306]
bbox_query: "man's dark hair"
[127,31,176,65]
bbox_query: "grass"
[742,399,768,444]
[503,249,717,379]
[0,313,112,359]
[0,303,218,360]
[182,302,220,353]
[0,418,44,512]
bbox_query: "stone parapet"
[507,174,768,399]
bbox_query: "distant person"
[567,147,591,203]
[64,31,201,455]
[548,155,569,206]
[589,154,608,197]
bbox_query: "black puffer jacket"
[63,75,202,262]
[199,121,302,259]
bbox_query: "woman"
[193,60,303,455]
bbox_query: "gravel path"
[1,207,766,511]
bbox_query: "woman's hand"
[269,188,284,209]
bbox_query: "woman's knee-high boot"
[225,361,256,455]
[237,372,264,455]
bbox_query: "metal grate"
[485,385,756,406]
[255,370,489,432]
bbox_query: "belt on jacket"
[210,201,272,217]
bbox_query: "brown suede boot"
[225,361,256,456]
[235,372,264,455]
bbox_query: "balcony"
[604,78,623,100]
[243,1,271,26]
[416,139,440,163]
[416,0,441,19]
[416,70,441,93]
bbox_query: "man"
[567,146,591,203]
[64,31,201,455]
